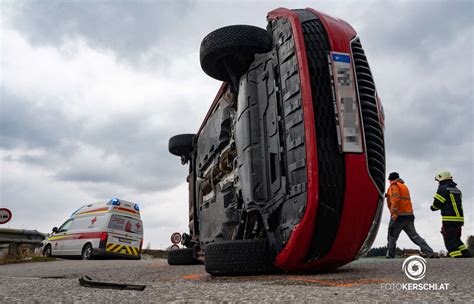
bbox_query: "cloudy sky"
[1,0,472,252]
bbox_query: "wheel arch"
[43,243,53,256]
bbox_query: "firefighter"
[386,172,435,258]
[430,171,470,258]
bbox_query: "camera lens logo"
[402,256,427,281]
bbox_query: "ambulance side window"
[58,219,73,233]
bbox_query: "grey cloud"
[7,0,473,63]
[56,165,121,184]
[0,171,87,229]
[1,88,191,193]
[0,90,82,149]
[68,109,197,191]
[385,86,472,159]
[4,1,341,67]
[6,0,193,62]
[355,0,473,61]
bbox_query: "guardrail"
[0,228,46,259]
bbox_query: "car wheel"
[205,239,275,275]
[169,134,195,157]
[200,25,273,82]
[43,245,52,257]
[167,248,199,265]
[81,244,93,260]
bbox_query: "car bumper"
[93,248,141,260]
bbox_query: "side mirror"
[52,227,58,233]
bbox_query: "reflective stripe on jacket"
[386,179,414,216]
[431,180,464,223]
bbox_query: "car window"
[58,219,73,233]
[108,215,143,235]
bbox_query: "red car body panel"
[269,8,380,271]
[197,82,229,136]
[267,8,320,271]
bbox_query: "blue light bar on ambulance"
[134,204,140,211]
[107,198,121,206]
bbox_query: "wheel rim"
[83,247,92,260]
[45,247,51,257]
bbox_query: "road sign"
[171,232,182,244]
[0,208,12,224]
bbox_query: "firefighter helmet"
[435,171,452,182]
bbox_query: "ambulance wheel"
[82,243,93,260]
[167,248,199,265]
[43,245,52,257]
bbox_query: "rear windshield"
[108,215,143,235]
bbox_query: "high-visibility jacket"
[386,179,414,217]
[431,180,464,223]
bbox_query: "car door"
[68,215,106,256]
[53,219,74,255]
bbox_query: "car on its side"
[168,7,385,275]
[43,198,143,260]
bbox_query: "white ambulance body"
[43,198,143,260]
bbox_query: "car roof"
[71,198,141,219]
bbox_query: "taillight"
[99,232,108,248]
[139,239,143,251]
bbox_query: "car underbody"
[168,7,385,275]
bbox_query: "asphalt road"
[0,257,472,303]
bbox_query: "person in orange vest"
[386,172,435,258]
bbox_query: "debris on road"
[78,275,146,291]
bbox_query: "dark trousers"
[441,222,471,258]
[387,219,434,258]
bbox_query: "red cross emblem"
[125,221,132,232]
[135,222,141,230]
[91,217,97,225]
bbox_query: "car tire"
[81,243,93,260]
[200,25,273,82]
[169,134,195,157]
[167,248,199,265]
[205,239,275,275]
[43,244,52,257]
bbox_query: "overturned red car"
[168,7,385,275]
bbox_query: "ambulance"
[43,198,144,260]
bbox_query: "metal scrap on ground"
[78,275,146,291]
